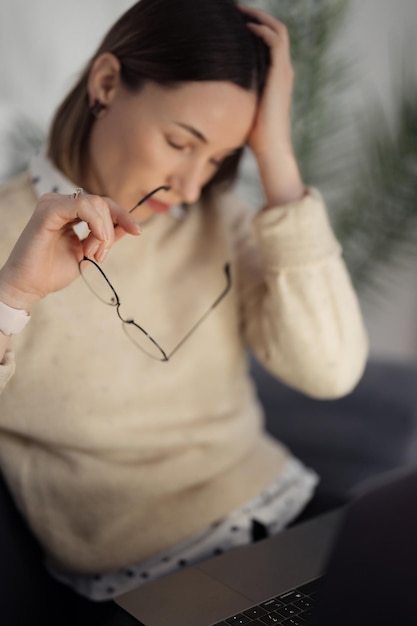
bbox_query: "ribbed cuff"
[252,188,341,270]
[0,350,16,392]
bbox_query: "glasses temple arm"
[166,263,231,360]
[129,186,170,214]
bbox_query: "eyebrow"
[174,122,208,144]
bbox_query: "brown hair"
[48,0,269,196]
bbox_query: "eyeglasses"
[78,186,232,361]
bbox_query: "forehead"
[132,81,257,148]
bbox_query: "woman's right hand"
[0,192,141,312]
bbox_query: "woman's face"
[86,77,257,221]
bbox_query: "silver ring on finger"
[71,188,83,199]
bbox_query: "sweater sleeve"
[233,188,368,399]
[0,350,16,393]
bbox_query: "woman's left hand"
[238,4,305,206]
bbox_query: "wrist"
[0,270,40,313]
[256,147,305,208]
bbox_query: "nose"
[168,159,205,205]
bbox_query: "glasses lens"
[123,323,167,361]
[79,259,118,305]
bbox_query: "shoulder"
[0,171,36,203]
[0,172,37,220]
[0,172,37,259]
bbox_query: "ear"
[87,52,122,109]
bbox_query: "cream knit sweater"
[0,171,368,574]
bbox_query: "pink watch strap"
[0,301,31,336]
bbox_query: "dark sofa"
[1,357,417,624]
[257,357,417,500]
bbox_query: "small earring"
[90,99,106,118]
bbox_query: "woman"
[0,0,367,601]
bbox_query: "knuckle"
[36,196,54,216]
[75,195,90,211]
[81,194,108,216]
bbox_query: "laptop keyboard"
[212,578,321,625]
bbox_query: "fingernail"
[88,242,100,258]
[97,247,109,263]
[100,223,112,241]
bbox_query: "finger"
[246,21,285,48]
[238,4,290,46]
[35,193,141,262]
[237,3,286,32]
[82,231,102,261]
[73,195,142,244]
[81,195,115,246]
[70,196,112,264]
[83,198,143,260]
[103,197,142,241]
[37,193,112,243]
[248,26,293,78]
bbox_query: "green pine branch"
[333,88,417,293]
[241,0,417,297]
[1,116,44,182]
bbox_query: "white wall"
[339,0,417,116]
[0,0,134,178]
[1,0,417,361]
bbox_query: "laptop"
[114,466,417,626]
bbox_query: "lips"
[145,196,171,213]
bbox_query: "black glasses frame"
[78,187,232,361]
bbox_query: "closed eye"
[168,137,221,168]
[167,135,238,169]
[166,138,187,151]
